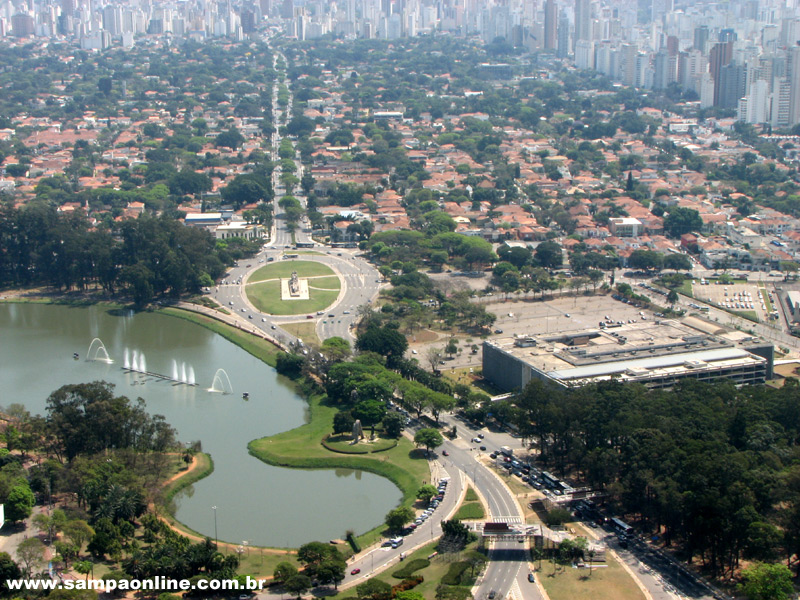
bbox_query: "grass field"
[538,548,646,600]
[454,486,486,520]
[247,278,341,315]
[325,434,397,453]
[248,395,430,549]
[159,307,281,367]
[249,261,336,282]
[280,321,321,347]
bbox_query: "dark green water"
[0,303,401,547]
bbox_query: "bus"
[611,517,632,535]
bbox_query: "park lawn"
[248,395,430,548]
[325,434,397,453]
[454,502,484,520]
[159,307,281,367]
[247,280,340,315]
[235,548,300,579]
[249,260,336,282]
[453,486,486,520]
[309,275,341,290]
[280,321,321,347]
[538,549,646,600]
[329,541,478,600]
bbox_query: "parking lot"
[690,280,779,323]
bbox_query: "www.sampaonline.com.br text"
[7,575,266,593]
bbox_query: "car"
[229,301,234,306]
[477,433,484,439]
[441,450,449,456]
[472,437,481,443]
[528,573,535,583]
[494,329,503,334]
[343,310,351,314]
[317,311,325,315]
[248,314,252,319]
[382,540,393,547]
[479,446,486,451]
[271,325,277,330]
[328,313,335,317]
[488,591,496,599]
[261,317,267,322]
[411,349,418,354]
[246,264,252,268]
[350,568,361,575]
[306,315,314,319]
[565,313,570,317]
[490,452,498,459]
[241,308,246,312]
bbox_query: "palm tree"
[588,549,595,576]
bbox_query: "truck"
[500,446,513,457]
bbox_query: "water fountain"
[188,366,196,386]
[209,368,233,394]
[124,348,130,370]
[86,338,113,363]
[181,363,187,384]
[140,354,146,374]
[172,360,179,381]
[131,349,139,372]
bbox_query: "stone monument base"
[280,277,309,300]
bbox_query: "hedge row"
[441,562,470,586]
[391,559,430,579]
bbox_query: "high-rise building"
[772,78,791,127]
[789,45,800,126]
[574,0,591,51]
[718,63,746,109]
[557,9,569,58]
[709,41,733,105]
[693,25,708,53]
[11,13,35,36]
[544,0,557,50]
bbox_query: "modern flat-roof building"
[483,319,772,392]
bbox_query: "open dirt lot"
[483,294,652,338]
[407,294,654,374]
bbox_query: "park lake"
[0,302,401,547]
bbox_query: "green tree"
[283,573,311,597]
[384,507,414,533]
[356,324,409,367]
[535,241,563,270]
[333,410,355,435]
[382,412,404,438]
[739,563,794,600]
[0,552,21,594]
[356,578,392,600]
[352,400,387,438]
[416,484,438,503]
[273,561,297,584]
[414,428,444,454]
[5,483,34,522]
[215,128,245,150]
[16,538,45,576]
[663,207,702,238]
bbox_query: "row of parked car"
[398,478,449,537]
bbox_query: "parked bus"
[611,517,632,535]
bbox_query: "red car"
[350,568,361,575]
[442,450,449,456]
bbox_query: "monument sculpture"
[352,419,364,442]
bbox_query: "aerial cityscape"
[1,1,800,600]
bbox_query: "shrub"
[391,576,423,595]
[392,559,429,579]
[440,562,470,586]
[435,584,472,600]
[347,532,361,554]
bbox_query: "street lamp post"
[212,506,218,548]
